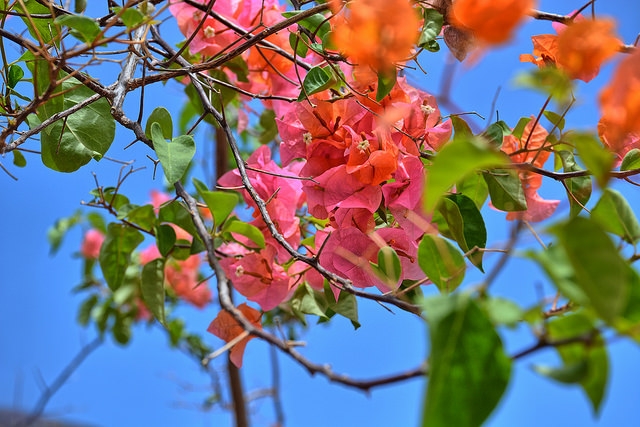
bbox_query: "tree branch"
[14,337,103,427]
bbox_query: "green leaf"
[558,150,591,217]
[376,68,397,102]
[156,224,177,257]
[456,172,489,209]
[417,234,465,293]
[112,313,133,345]
[223,218,266,249]
[40,79,115,172]
[258,108,278,144]
[512,117,532,140]
[543,110,566,131]
[18,0,60,44]
[141,258,166,326]
[591,188,640,244]
[375,246,402,287]
[74,0,87,13]
[325,282,360,329]
[552,216,632,323]
[615,270,640,341]
[450,116,473,139]
[418,9,444,51]
[91,300,111,335]
[225,56,249,83]
[112,6,145,28]
[534,360,589,384]
[290,283,329,323]
[124,204,156,231]
[151,122,196,184]
[86,212,107,234]
[514,67,574,103]
[421,293,512,427]
[547,313,608,414]
[146,107,173,140]
[568,132,614,189]
[483,168,527,212]
[167,319,185,347]
[529,244,588,307]
[77,294,99,326]
[621,148,640,171]
[12,150,26,167]
[7,64,24,89]
[158,201,201,241]
[193,178,239,226]
[47,210,82,255]
[99,224,144,291]
[298,65,336,100]
[482,297,523,328]
[436,194,487,271]
[481,121,509,148]
[424,137,508,213]
[55,15,101,44]
[282,11,331,41]
[289,32,309,57]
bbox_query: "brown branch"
[175,181,427,392]
[14,337,103,427]
[512,330,598,360]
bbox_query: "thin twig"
[15,337,103,427]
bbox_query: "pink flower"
[81,229,104,259]
[220,246,294,310]
[304,165,383,219]
[150,189,172,210]
[501,118,560,222]
[165,254,212,309]
[319,226,422,292]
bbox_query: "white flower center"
[421,104,436,115]
[235,266,245,277]
[357,139,370,153]
[303,132,313,145]
[203,26,216,39]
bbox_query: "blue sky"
[1,1,640,426]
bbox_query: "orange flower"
[520,34,559,68]
[450,0,534,45]
[207,303,262,368]
[331,0,419,71]
[501,118,559,222]
[346,129,399,185]
[556,19,620,81]
[599,49,640,153]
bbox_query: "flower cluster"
[163,0,639,368]
[169,0,317,98]
[217,69,452,304]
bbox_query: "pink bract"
[80,229,105,259]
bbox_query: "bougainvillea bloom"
[599,49,640,154]
[220,246,294,311]
[451,0,535,45]
[80,229,104,259]
[331,0,419,71]
[165,254,213,309]
[319,226,422,291]
[207,303,262,368]
[522,16,620,83]
[556,19,620,82]
[501,118,559,222]
[520,34,560,69]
